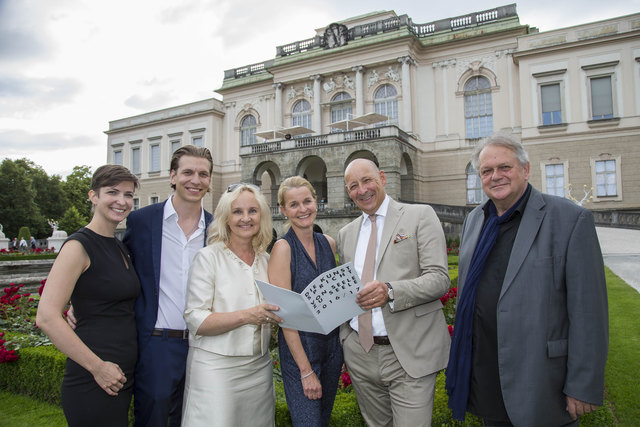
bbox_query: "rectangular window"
[113,150,123,165]
[150,196,159,204]
[464,92,493,139]
[192,136,203,147]
[171,140,181,153]
[544,164,565,197]
[131,147,140,174]
[133,198,139,211]
[590,76,614,120]
[541,84,562,125]
[150,144,160,172]
[595,159,617,196]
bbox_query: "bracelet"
[300,370,314,380]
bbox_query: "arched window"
[292,100,312,130]
[374,84,398,125]
[240,115,257,146]
[466,163,487,204]
[464,76,493,139]
[330,92,352,132]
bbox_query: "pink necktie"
[358,214,377,352]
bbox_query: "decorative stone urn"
[46,220,68,253]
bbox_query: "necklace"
[183,219,200,238]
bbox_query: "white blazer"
[184,241,271,356]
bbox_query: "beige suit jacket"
[337,198,451,378]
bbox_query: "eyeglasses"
[227,183,261,193]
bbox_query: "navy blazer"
[123,200,213,350]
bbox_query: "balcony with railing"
[223,4,518,80]
[240,125,411,156]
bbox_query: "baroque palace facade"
[106,4,640,236]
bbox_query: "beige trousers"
[343,330,437,427]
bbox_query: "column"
[399,57,414,132]
[273,82,283,129]
[311,75,322,133]
[326,172,346,210]
[352,66,364,117]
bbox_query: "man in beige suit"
[337,159,451,426]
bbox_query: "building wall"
[106,7,640,236]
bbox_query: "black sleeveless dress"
[60,227,140,427]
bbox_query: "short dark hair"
[169,145,213,190]
[91,165,139,191]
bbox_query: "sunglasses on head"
[227,183,261,193]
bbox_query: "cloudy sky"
[1,0,638,178]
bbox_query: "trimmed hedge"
[0,345,65,405]
[0,254,57,261]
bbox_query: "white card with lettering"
[256,262,365,334]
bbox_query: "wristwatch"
[385,282,394,302]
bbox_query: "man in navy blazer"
[446,132,608,426]
[124,145,213,427]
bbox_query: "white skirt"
[182,347,275,427]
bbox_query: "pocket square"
[393,233,409,244]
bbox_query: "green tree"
[63,165,92,221]
[14,159,68,237]
[57,206,87,235]
[0,159,43,239]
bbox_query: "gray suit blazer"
[337,198,451,378]
[458,187,608,427]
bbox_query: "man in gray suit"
[337,158,451,426]
[446,132,608,426]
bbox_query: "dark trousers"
[133,334,189,427]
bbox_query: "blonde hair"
[277,176,317,206]
[277,176,317,230]
[206,185,273,254]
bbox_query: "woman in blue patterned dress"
[268,176,343,427]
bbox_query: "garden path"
[596,226,640,294]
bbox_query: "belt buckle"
[182,329,189,339]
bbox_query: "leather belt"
[350,325,391,346]
[151,328,189,339]
[373,336,391,345]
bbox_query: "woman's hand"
[301,371,322,400]
[245,303,282,326]
[91,360,126,396]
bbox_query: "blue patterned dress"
[278,227,343,427]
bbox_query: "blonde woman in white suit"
[182,184,282,427]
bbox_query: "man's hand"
[566,395,598,420]
[66,305,77,330]
[356,280,389,310]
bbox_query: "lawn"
[603,268,640,425]
[0,391,67,426]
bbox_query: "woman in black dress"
[37,165,140,427]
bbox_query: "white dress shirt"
[349,195,390,336]
[155,196,206,330]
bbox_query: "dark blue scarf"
[445,186,530,420]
